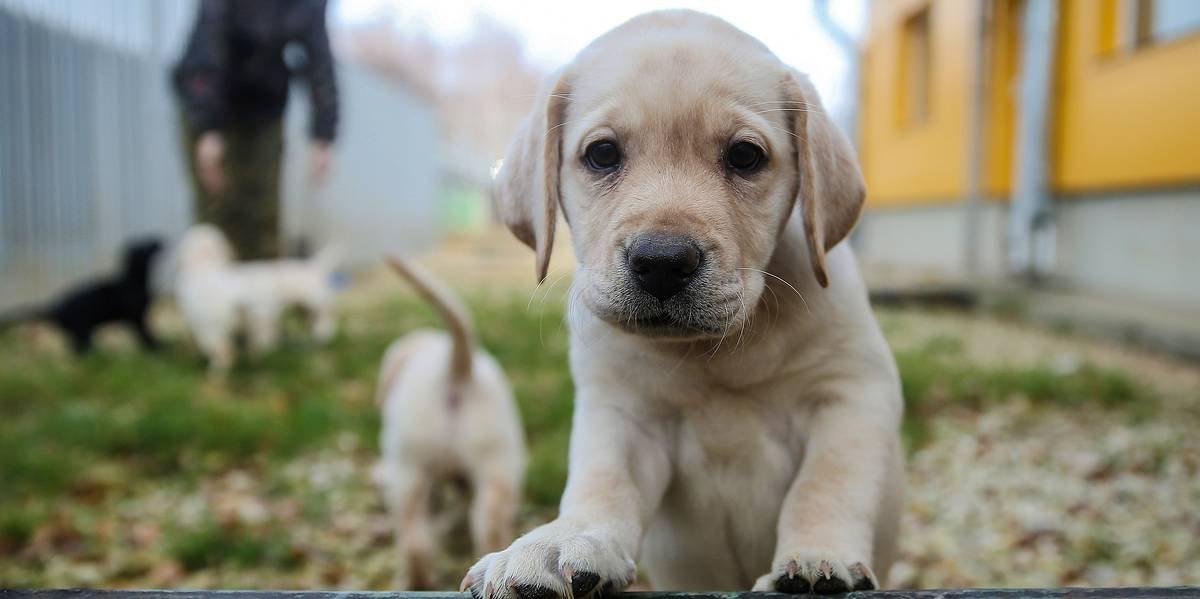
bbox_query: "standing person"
[173,0,339,260]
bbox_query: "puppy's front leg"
[464,396,670,599]
[754,383,904,594]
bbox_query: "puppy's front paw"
[462,522,635,599]
[752,553,877,595]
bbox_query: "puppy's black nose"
[627,233,702,301]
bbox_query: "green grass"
[895,332,1153,449]
[169,519,303,572]
[0,290,575,563]
[0,294,1157,584]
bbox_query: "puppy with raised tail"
[377,257,527,590]
[464,10,904,597]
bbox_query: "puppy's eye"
[726,141,764,173]
[584,140,621,172]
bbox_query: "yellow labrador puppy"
[464,10,903,597]
[377,257,527,590]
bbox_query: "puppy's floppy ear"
[492,73,570,283]
[785,70,866,288]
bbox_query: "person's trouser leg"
[182,118,284,260]
[224,121,283,260]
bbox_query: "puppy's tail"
[385,256,474,383]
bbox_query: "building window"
[1129,0,1200,47]
[899,6,932,128]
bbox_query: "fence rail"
[3,590,1199,599]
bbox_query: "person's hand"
[309,141,333,185]
[195,132,227,195]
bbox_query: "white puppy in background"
[375,257,527,590]
[175,224,341,374]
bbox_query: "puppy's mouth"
[620,314,714,338]
[590,298,732,340]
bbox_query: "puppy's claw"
[461,573,476,593]
[786,559,799,578]
[850,563,877,591]
[818,560,835,579]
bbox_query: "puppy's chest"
[652,400,803,577]
[671,401,802,487]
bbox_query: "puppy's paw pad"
[755,556,876,595]
[570,571,602,596]
[513,584,559,599]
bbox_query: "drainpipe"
[964,0,993,284]
[1009,0,1059,280]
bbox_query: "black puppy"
[39,238,164,354]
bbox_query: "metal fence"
[0,0,443,314]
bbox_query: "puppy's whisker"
[745,100,820,107]
[526,275,551,311]
[545,120,573,137]
[516,92,576,101]
[538,267,590,347]
[733,282,751,355]
[706,301,735,361]
[752,108,820,115]
[764,124,802,141]
[667,337,696,376]
[764,280,782,330]
[541,276,576,349]
[737,267,811,315]
[564,284,584,342]
[529,270,572,311]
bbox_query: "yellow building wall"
[1054,0,1200,192]
[984,0,1024,197]
[861,0,1200,205]
[860,0,979,206]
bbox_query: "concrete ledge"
[863,281,1200,362]
[4,589,1200,599]
[993,287,1200,362]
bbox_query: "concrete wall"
[855,202,1008,286]
[856,189,1200,309]
[1054,189,1200,308]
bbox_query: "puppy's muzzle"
[626,233,702,301]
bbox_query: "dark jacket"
[172,0,338,141]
